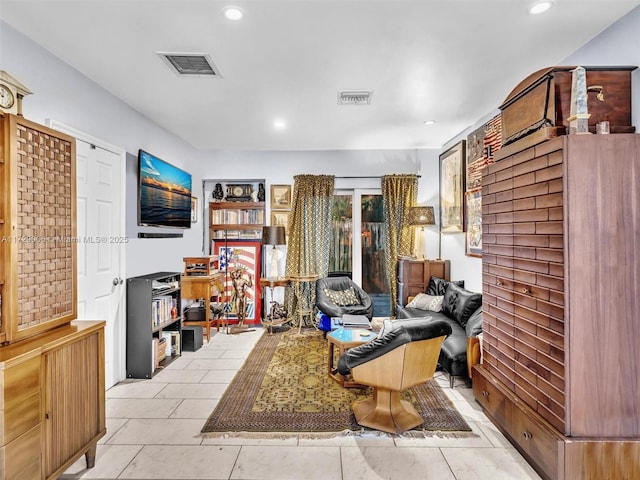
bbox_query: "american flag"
[217,244,257,320]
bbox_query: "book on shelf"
[151,296,177,327]
[211,208,264,225]
[162,331,180,356]
[342,314,372,329]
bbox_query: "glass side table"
[327,327,377,388]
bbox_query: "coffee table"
[327,327,377,388]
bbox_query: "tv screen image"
[138,149,192,228]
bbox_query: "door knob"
[113,277,123,286]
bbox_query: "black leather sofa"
[395,279,482,387]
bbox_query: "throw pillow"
[427,276,465,296]
[406,293,444,312]
[324,287,359,306]
[442,283,482,327]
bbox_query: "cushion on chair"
[406,293,444,312]
[426,277,465,296]
[323,287,359,306]
[316,276,374,320]
[441,283,483,328]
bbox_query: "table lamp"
[261,225,286,278]
[408,206,435,259]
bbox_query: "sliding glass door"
[329,189,390,316]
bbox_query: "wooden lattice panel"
[481,137,566,432]
[15,122,75,330]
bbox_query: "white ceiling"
[2,0,639,151]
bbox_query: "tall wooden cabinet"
[396,258,450,306]
[0,113,105,479]
[1,113,77,344]
[475,134,640,480]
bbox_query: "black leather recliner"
[337,318,452,433]
[315,276,374,320]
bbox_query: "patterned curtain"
[382,174,418,317]
[285,175,335,317]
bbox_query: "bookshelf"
[209,201,265,244]
[126,272,182,378]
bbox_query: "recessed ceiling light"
[223,6,244,21]
[529,0,554,15]
[273,119,287,130]
[423,120,436,126]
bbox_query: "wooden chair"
[337,318,451,434]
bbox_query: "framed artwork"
[212,240,262,324]
[466,114,502,190]
[271,210,290,233]
[190,196,198,223]
[439,140,466,233]
[270,184,292,209]
[465,188,482,257]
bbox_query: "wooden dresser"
[475,134,640,480]
[1,113,106,479]
[396,258,450,307]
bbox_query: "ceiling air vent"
[338,90,373,105]
[158,53,221,77]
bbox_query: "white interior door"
[76,140,125,389]
[49,120,127,389]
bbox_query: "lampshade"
[408,206,435,226]
[261,225,286,246]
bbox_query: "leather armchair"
[337,318,452,433]
[315,276,373,320]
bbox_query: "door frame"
[46,119,127,383]
[333,187,382,287]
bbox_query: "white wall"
[1,22,204,277]
[198,148,425,237]
[432,4,640,293]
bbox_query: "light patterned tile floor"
[61,327,542,480]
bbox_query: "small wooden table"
[259,277,291,334]
[181,272,224,342]
[327,327,377,388]
[289,273,318,334]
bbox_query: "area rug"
[201,329,473,437]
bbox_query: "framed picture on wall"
[190,196,198,223]
[466,114,502,190]
[212,240,262,325]
[439,140,466,233]
[271,210,290,233]
[465,188,482,257]
[270,184,292,209]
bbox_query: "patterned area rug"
[201,329,472,437]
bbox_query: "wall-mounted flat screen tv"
[138,149,192,229]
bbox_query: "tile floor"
[61,328,542,480]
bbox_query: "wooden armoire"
[474,133,640,480]
[0,113,106,480]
